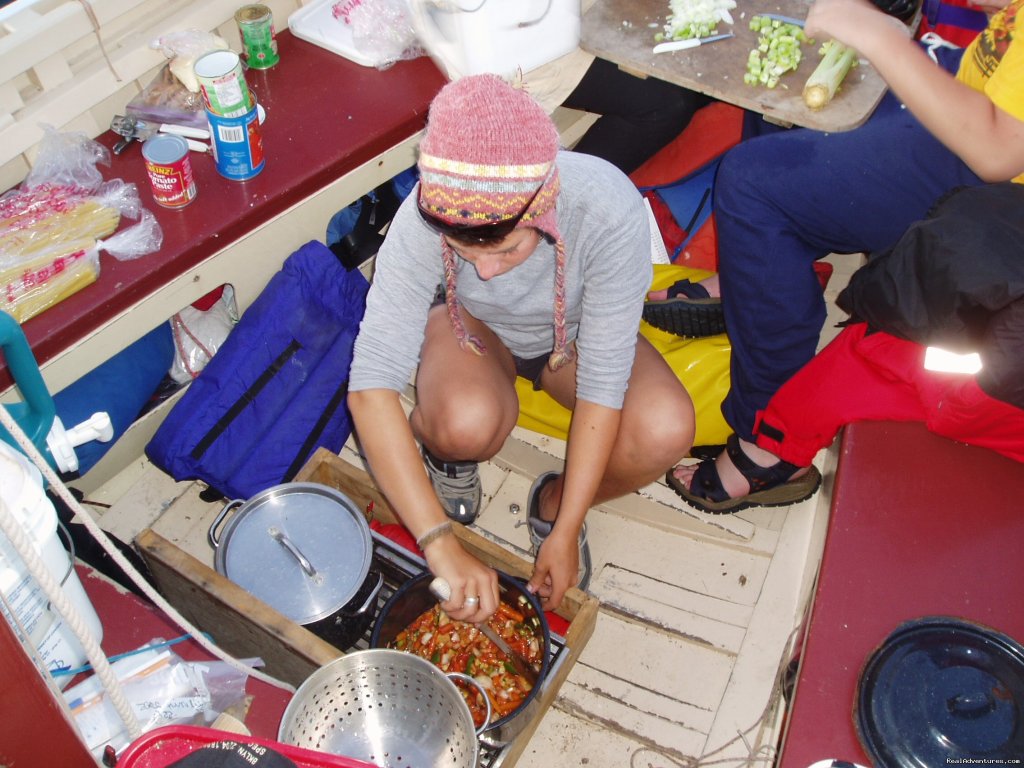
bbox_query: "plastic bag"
[126,65,208,131]
[169,285,239,384]
[339,0,424,69]
[151,29,231,93]
[62,639,257,760]
[127,30,232,130]
[100,207,163,262]
[0,127,163,321]
[2,247,101,322]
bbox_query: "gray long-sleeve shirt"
[349,151,652,409]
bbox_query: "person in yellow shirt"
[656,0,1024,513]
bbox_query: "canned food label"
[236,4,280,69]
[194,50,252,117]
[143,135,197,208]
[207,102,266,181]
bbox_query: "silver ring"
[464,595,480,607]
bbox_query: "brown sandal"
[666,434,821,514]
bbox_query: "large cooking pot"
[370,570,552,748]
[208,482,382,650]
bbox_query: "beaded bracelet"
[416,520,453,550]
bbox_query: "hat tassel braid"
[441,239,486,356]
[440,235,575,370]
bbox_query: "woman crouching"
[347,74,694,617]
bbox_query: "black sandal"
[666,434,821,514]
[643,278,726,338]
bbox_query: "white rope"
[0,485,142,740]
[0,404,295,695]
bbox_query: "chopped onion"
[660,0,737,41]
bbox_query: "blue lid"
[856,616,1024,768]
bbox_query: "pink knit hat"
[418,74,574,370]
[418,73,561,245]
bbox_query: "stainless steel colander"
[278,649,482,768]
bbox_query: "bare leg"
[411,305,520,462]
[533,335,695,520]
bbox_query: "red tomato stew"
[390,599,544,726]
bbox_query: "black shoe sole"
[643,299,726,338]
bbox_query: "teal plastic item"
[0,310,56,461]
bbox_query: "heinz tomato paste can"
[194,49,252,117]
[142,134,196,208]
[206,95,265,181]
[236,4,279,69]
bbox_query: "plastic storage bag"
[340,0,423,69]
[151,29,232,93]
[62,639,255,759]
[169,286,239,384]
[125,31,231,130]
[0,127,162,322]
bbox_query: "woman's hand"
[805,0,910,53]
[423,532,500,623]
[527,525,580,612]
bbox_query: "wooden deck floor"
[88,416,835,767]
[84,254,859,767]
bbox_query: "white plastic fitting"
[45,413,114,474]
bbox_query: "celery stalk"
[803,40,858,111]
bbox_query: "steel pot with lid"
[208,482,382,650]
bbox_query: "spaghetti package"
[0,127,163,322]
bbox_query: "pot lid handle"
[270,527,318,579]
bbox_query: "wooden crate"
[135,447,599,767]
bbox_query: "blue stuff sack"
[638,155,722,262]
[146,240,369,499]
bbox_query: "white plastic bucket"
[0,442,103,687]
[408,0,581,80]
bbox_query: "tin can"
[142,134,196,208]
[236,4,279,69]
[206,95,265,181]
[194,49,252,117]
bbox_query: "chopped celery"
[803,40,859,110]
[744,15,809,90]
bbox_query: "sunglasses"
[417,181,545,245]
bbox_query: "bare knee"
[650,409,695,467]
[625,389,695,470]
[415,392,516,460]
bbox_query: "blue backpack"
[146,240,369,500]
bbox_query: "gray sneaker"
[423,448,482,524]
[526,471,592,592]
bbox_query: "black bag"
[838,183,1024,409]
[146,240,369,499]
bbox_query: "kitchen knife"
[653,32,735,55]
[758,13,806,26]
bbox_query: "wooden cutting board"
[581,0,890,131]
